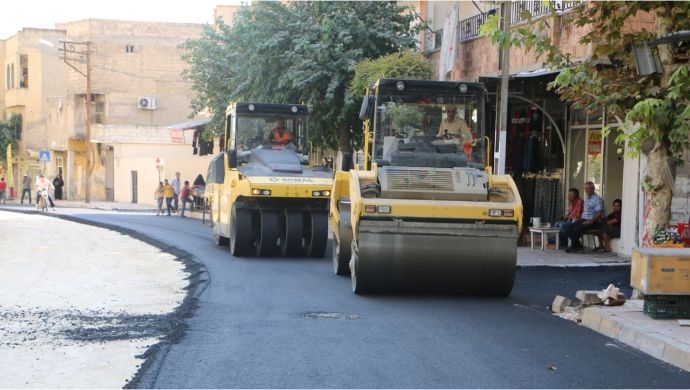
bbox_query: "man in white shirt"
[35,175,55,210]
[171,172,181,212]
[437,106,472,142]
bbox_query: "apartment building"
[2,18,215,205]
[418,1,690,255]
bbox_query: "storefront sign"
[588,130,602,155]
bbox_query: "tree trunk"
[338,125,352,154]
[642,141,673,246]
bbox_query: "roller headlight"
[396,81,405,91]
[458,83,468,93]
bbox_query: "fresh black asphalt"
[57,210,690,388]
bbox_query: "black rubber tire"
[350,246,367,294]
[214,233,229,246]
[280,209,303,257]
[332,201,352,275]
[304,211,328,258]
[332,239,350,276]
[230,205,253,256]
[255,208,280,257]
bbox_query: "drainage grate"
[303,312,360,320]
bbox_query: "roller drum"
[351,220,518,295]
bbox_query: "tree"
[0,114,20,161]
[182,1,419,152]
[350,50,433,99]
[481,2,690,245]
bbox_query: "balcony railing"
[458,1,581,42]
[511,0,581,25]
[459,9,497,42]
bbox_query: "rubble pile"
[551,284,627,322]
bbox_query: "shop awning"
[479,68,560,81]
[166,117,212,130]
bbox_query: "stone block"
[552,295,572,314]
[576,290,603,305]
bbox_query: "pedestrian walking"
[180,181,193,217]
[0,177,7,204]
[155,182,164,216]
[171,172,181,213]
[53,174,64,200]
[21,174,31,205]
[162,179,174,216]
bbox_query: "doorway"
[131,171,138,203]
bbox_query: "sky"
[1,0,245,39]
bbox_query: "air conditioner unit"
[138,97,156,110]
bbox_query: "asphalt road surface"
[62,210,690,388]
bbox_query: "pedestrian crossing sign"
[39,149,51,162]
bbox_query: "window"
[5,64,9,89]
[125,44,135,54]
[19,55,28,88]
[92,94,106,124]
[10,63,14,88]
[56,156,64,176]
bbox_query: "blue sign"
[39,149,51,162]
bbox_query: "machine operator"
[268,119,295,145]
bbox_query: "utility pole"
[60,41,92,203]
[495,1,511,175]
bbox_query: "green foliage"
[350,51,432,99]
[0,114,20,161]
[481,2,690,163]
[181,1,419,150]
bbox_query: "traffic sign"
[39,149,51,162]
[155,157,161,168]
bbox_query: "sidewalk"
[517,246,630,267]
[0,210,192,387]
[582,300,690,372]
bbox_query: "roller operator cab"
[207,102,333,258]
[330,79,524,295]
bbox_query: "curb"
[582,300,690,373]
[0,208,210,387]
[518,261,632,268]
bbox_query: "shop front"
[481,73,624,245]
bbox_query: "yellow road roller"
[207,102,333,257]
[330,79,523,294]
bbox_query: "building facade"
[418,1,687,255]
[2,18,216,205]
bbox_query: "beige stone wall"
[0,39,5,114]
[214,5,242,26]
[64,19,203,130]
[113,143,214,205]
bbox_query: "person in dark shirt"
[598,199,622,252]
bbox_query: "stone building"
[2,17,218,205]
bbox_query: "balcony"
[458,1,581,42]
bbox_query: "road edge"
[0,208,210,388]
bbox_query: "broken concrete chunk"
[679,319,690,327]
[598,284,621,300]
[576,290,603,305]
[552,295,572,314]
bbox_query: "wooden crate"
[631,248,690,295]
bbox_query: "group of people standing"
[554,181,622,253]
[16,173,65,209]
[155,172,205,217]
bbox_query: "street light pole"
[495,1,511,175]
[60,40,93,204]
